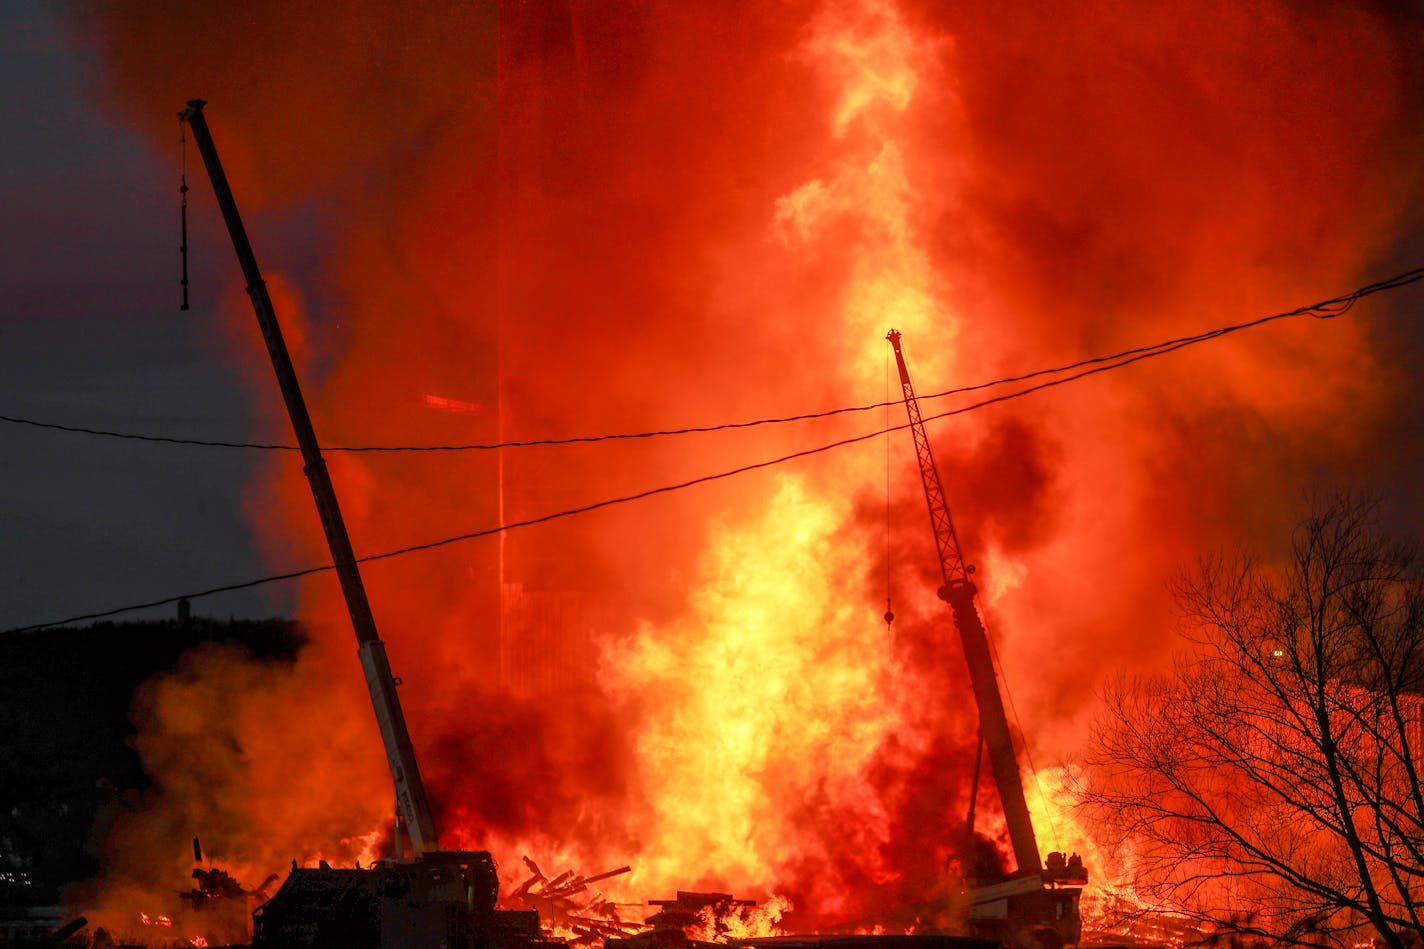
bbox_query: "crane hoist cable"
[883,342,895,630]
[179,118,190,312]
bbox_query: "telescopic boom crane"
[181,99,439,856]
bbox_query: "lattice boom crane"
[886,328,1039,873]
[886,329,1086,949]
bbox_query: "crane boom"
[181,99,439,855]
[886,329,1041,876]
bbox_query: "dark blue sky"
[1,3,284,628]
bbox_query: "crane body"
[181,99,439,857]
[886,330,1085,948]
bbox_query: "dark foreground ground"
[0,615,303,914]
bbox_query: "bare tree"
[1083,493,1424,947]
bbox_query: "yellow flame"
[1025,766,1196,943]
[688,894,795,942]
[604,475,901,889]
[595,0,970,911]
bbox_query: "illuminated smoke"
[70,0,1423,937]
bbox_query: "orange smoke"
[69,0,1423,940]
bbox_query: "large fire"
[66,0,1422,944]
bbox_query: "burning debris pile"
[646,892,757,938]
[508,859,642,944]
[662,892,792,943]
[605,891,790,949]
[181,838,277,917]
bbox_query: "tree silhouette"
[1084,494,1424,948]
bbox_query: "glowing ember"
[423,393,485,415]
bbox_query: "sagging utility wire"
[4,263,1422,454]
[3,301,1407,637]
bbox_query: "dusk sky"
[2,2,283,629]
[3,0,1424,640]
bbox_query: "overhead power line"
[4,265,1421,455]
[5,266,1422,634]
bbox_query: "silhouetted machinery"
[250,851,547,949]
[886,331,1087,949]
[181,99,556,949]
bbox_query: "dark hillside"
[0,617,303,905]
